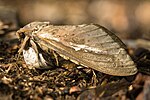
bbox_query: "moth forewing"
[34,23,137,76]
[17,22,137,76]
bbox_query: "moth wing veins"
[28,23,137,76]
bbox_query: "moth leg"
[30,39,54,68]
[30,39,39,54]
[30,39,44,67]
[92,70,98,86]
[52,50,59,66]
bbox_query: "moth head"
[17,22,51,54]
[16,21,51,40]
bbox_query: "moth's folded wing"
[37,24,137,76]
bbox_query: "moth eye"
[19,32,25,39]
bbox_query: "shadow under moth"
[16,22,137,76]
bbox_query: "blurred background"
[0,0,150,40]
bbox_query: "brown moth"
[16,22,137,76]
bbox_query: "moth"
[16,22,137,76]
